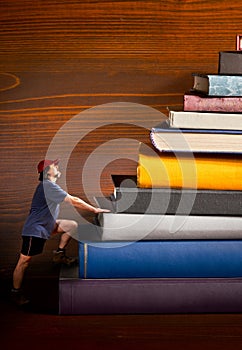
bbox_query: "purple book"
[59,264,242,314]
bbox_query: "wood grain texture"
[0,0,241,71]
[0,0,242,263]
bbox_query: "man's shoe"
[53,250,77,266]
[11,289,30,306]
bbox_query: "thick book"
[137,143,242,190]
[78,240,242,279]
[59,264,242,314]
[150,120,242,153]
[95,211,242,241]
[218,51,242,74]
[168,110,242,130]
[77,213,242,242]
[183,93,242,113]
[191,73,242,96]
[110,174,242,216]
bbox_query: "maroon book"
[184,93,242,113]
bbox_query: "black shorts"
[21,236,47,256]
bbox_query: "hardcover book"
[110,174,242,216]
[191,73,242,96]
[95,211,242,241]
[78,240,242,279]
[137,143,242,190]
[60,264,242,314]
[183,93,242,113]
[219,51,242,74]
[168,110,242,130]
[150,120,242,153]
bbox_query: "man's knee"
[71,220,78,230]
[67,220,78,233]
[56,219,78,234]
[18,254,32,269]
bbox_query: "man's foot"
[11,289,30,306]
[53,250,77,266]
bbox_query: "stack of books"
[59,50,242,315]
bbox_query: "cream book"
[169,110,242,130]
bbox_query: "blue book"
[78,240,242,279]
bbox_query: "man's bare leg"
[11,254,32,305]
[56,219,78,249]
[13,254,32,289]
[52,219,78,265]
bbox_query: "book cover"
[95,211,242,241]
[110,174,242,216]
[78,240,242,279]
[192,73,242,96]
[219,51,242,74]
[183,93,242,113]
[60,264,242,314]
[137,143,242,190]
[150,120,242,153]
[169,110,242,130]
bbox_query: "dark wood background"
[0,0,241,266]
[1,1,242,348]
[1,1,241,262]
[1,1,241,261]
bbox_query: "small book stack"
[59,50,242,315]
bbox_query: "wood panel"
[0,0,242,267]
[0,0,240,72]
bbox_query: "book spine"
[79,240,242,279]
[183,94,242,112]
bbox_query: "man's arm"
[64,194,110,214]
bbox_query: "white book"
[169,110,242,130]
[95,212,242,241]
[150,121,242,153]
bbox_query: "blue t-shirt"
[22,180,67,239]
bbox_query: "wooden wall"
[1,0,242,266]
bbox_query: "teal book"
[191,73,242,96]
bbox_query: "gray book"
[219,51,242,74]
[110,175,242,216]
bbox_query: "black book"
[218,51,242,74]
[111,175,242,216]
